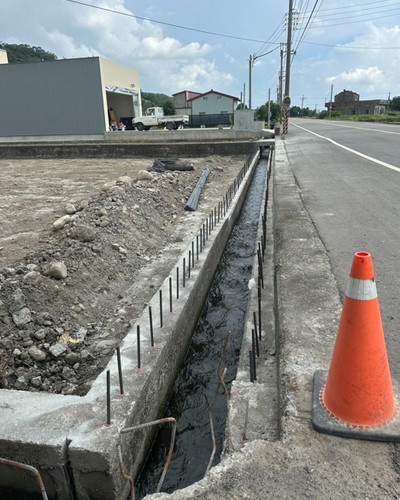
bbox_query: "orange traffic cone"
[312,251,399,441]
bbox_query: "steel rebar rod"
[0,457,49,500]
[120,417,177,493]
[106,370,111,425]
[149,306,154,347]
[136,326,141,370]
[116,347,124,395]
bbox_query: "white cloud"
[30,0,229,93]
[326,66,386,93]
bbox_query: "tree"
[0,42,57,62]
[141,92,172,111]
[389,96,400,111]
[254,101,280,123]
[290,106,301,117]
[158,98,175,115]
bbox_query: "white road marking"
[292,123,400,174]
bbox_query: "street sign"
[282,96,291,110]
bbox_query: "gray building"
[0,56,141,140]
[174,89,239,127]
[172,90,201,115]
[326,89,388,116]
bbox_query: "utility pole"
[329,84,334,118]
[279,43,284,126]
[283,0,293,134]
[243,83,246,110]
[248,55,253,109]
[267,88,271,129]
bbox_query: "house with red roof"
[173,89,239,127]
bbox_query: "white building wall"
[192,93,236,115]
[99,58,141,125]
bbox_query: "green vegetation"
[390,96,400,111]
[0,42,57,63]
[141,92,175,114]
[254,101,280,124]
[320,112,400,124]
[253,98,400,126]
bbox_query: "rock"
[9,288,26,313]
[12,307,32,326]
[69,225,97,242]
[137,170,154,181]
[65,203,77,215]
[28,346,46,362]
[76,328,87,342]
[23,271,41,283]
[61,366,75,379]
[45,261,68,280]
[31,376,42,388]
[33,329,47,340]
[49,342,68,358]
[101,180,117,191]
[65,352,79,365]
[116,176,133,187]
[53,215,71,231]
[79,199,89,210]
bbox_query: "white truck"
[132,107,189,131]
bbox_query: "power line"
[302,40,400,49]
[293,0,322,56]
[313,0,399,14]
[61,0,278,45]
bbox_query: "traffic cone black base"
[312,370,400,442]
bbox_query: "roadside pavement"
[148,137,400,499]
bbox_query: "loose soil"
[0,155,248,395]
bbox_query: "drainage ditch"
[137,151,270,498]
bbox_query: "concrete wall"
[0,131,274,159]
[234,110,264,132]
[0,58,105,137]
[0,149,262,499]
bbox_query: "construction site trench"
[137,152,270,497]
[0,140,274,499]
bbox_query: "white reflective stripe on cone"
[345,278,377,300]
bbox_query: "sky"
[1,0,400,112]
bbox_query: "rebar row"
[110,153,257,495]
[104,154,254,426]
[249,147,274,383]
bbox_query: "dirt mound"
[0,155,247,395]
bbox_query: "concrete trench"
[0,142,274,500]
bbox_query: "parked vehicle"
[132,107,189,131]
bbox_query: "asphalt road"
[285,118,400,381]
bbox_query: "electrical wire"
[293,0,322,56]
[61,0,277,44]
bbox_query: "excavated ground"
[0,155,247,395]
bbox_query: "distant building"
[0,56,141,140]
[326,89,388,115]
[172,90,201,115]
[173,89,239,127]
